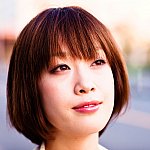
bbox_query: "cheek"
[40,84,62,110]
[104,77,114,100]
[104,71,114,114]
[38,78,59,113]
[96,67,114,99]
[104,72,114,107]
[39,76,67,101]
[40,85,64,125]
[39,78,71,116]
[96,67,114,116]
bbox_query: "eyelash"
[50,59,106,73]
[91,59,106,66]
[50,64,70,73]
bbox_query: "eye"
[91,59,106,67]
[50,64,70,73]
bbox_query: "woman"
[7,6,130,150]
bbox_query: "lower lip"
[73,104,100,113]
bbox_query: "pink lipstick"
[72,101,102,113]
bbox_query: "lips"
[72,101,102,113]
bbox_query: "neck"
[45,132,100,150]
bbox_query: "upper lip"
[72,101,102,109]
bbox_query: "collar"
[39,142,107,150]
[39,143,45,150]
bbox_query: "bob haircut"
[7,6,130,145]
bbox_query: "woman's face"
[38,49,114,137]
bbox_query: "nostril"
[79,88,95,94]
[79,89,85,93]
[91,88,95,91]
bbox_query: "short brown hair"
[7,6,130,145]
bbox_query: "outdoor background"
[0,0,150,150]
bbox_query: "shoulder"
[98,144,108,150]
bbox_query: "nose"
[74,77,96,95]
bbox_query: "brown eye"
[50,64,70,73]
[91,59,106,66]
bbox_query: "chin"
[68,123,105,138]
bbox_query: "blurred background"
[0,0,150,150]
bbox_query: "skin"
[38,49,114,150]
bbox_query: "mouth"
[72,101,102,113]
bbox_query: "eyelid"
[49,64,70,73]
[91,58,106,66]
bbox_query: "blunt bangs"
[46,7,106,67]
[26,6,118,72]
